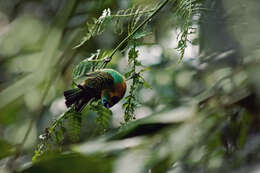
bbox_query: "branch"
[102,0,170,68]
[111,9,155,17]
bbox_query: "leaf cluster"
[88,100,112,134]
[74,5,154,49]
[174,0,203,62]
[123,45,151,122]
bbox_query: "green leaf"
[140,66,151,73]
[72,60,92,80]
[73,18,98,49]
[67,113,82,142]
[54,124,65,145]
[132,30,152,39]
[124,69,134,79]
[143,80,152,89]
[0,139,16,160]
[22,153,113,173]
[135,60,142,66]
[73,35,91,49]
[94,103,112,134]
[128,47,138,62]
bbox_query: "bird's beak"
[104,102,110,108]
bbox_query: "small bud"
[39,134,46,140]
[104,57,111,62]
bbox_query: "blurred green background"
[0,0,260,172]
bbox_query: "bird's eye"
[102,98,110,108]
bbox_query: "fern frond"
[175,0,203,62]
[75,5,155,48]
[67,113,82,142]
[72,49,111,81]
[33,108,78,161]
[123,44,151,122]
[74,8,112,49]
[53,122,66,145]
[88,100,112,134]
[114,5,154,35]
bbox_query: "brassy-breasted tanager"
[64,69,127,112]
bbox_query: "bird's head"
[100,69,127,108]
[101,82,126,108]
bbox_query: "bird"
[64,69,127,112]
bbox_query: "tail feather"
[64,88,83,108]
[64,87,95,112]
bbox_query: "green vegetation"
[0,0,260,172]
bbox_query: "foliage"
[0,139,16,160]
[32,0,160,159]
[1,0,260,173]
[88,100,113,134]
[74,5,155,49]
[67,112,82,142]
[123,44,151,122]
[174,0,203,62]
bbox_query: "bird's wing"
[82,71,114,91]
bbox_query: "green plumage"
[83,70,114,90]
[101,69,125,84]
[64,69,126,112]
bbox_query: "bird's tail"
[64,88,82,107]
[64,87,91,112]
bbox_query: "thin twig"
[101,0,170,68]
[111,9,155,17]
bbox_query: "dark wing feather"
[64,71,114,112]
[83,71,114,91]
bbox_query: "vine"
[123,43,151,122]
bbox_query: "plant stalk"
[102,0,170,68]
